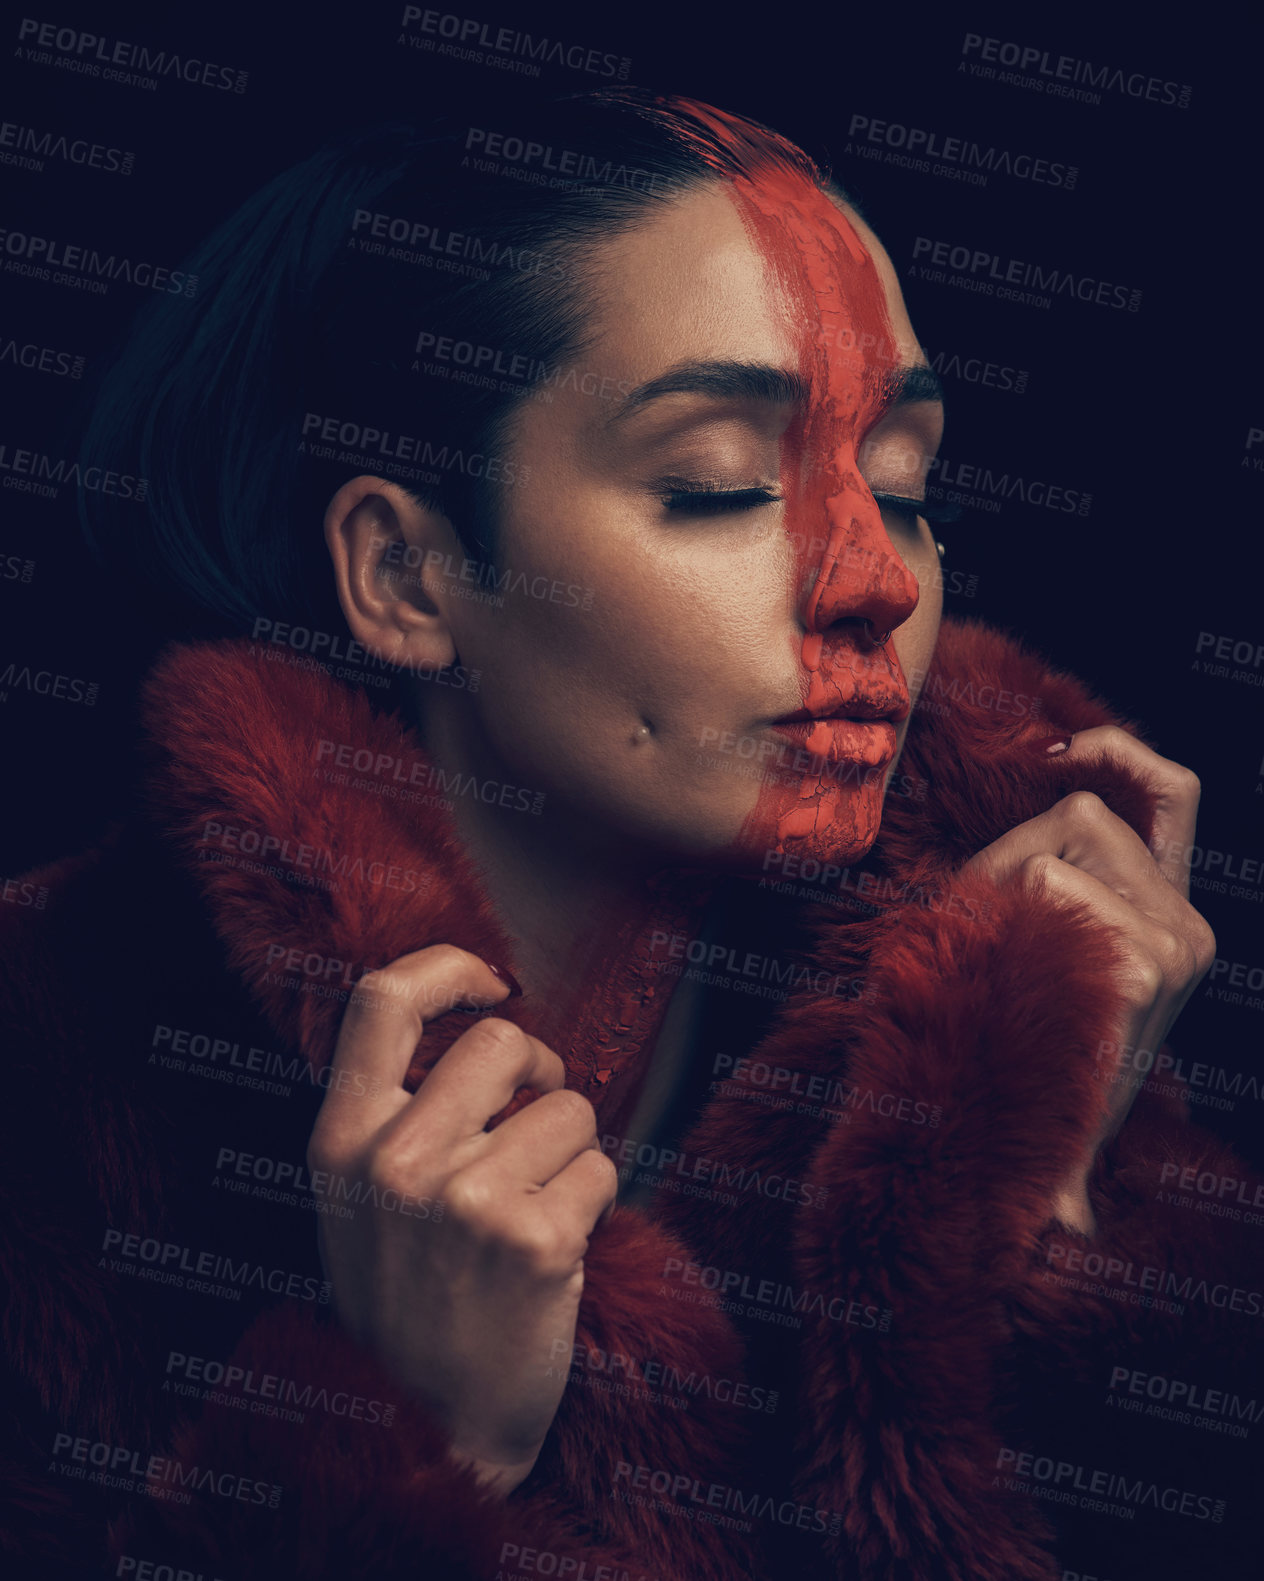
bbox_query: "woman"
[3,89,1257,1580]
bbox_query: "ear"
[324,476,465,673]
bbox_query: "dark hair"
[77,88,832,637]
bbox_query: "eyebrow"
[607,357,943,426]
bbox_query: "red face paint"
[665,102,921,870]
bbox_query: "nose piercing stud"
[865,621,892,647]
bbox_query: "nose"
[802,488,920,639]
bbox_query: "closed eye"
[870,491,962,525]
[661,486,783,516]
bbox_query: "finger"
[1050,726,1201,897]
[964,791,1166,908]
[1019,852,1203,1017]
[320,946,512,1135]
[537,1144,620,1237]
[480,1088,599,1187]
[397,1015,566,1142]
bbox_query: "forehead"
[582,179,920,381]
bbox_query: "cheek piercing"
[630,722,652,746]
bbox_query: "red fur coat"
[3,617,1260,1580]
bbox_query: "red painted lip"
[772,698,904,725]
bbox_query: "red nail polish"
[1026,734,1073,757]
[486,963,524,998]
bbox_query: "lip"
[769,715,898,766]
[772,698,903,725]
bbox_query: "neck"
[414,692,713,1104]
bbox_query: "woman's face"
[415,177,944,874]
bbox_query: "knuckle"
[1121,951,1165,1005]
[1192,916,1217,975]
[1061,790,1107,827]
[466,1016,527,1062]
[506,1218,569,1275]
[544,1087,598,1132]
[1020,851,1060,886]
[1168,763,1201,801]
[586,1149,620,1197]
[443,1169,497,1224]
[365,1144,413,1197]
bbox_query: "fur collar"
[137,613,1155,1102]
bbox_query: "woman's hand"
[306,946,618,1497]
[962,727,1216,1235]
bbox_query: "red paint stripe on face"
[665,100,920,866]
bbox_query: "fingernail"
[1027,733,1073,757]
[487,963,524,998]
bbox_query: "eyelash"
[659,486,962,524]
[870,492,963,526]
